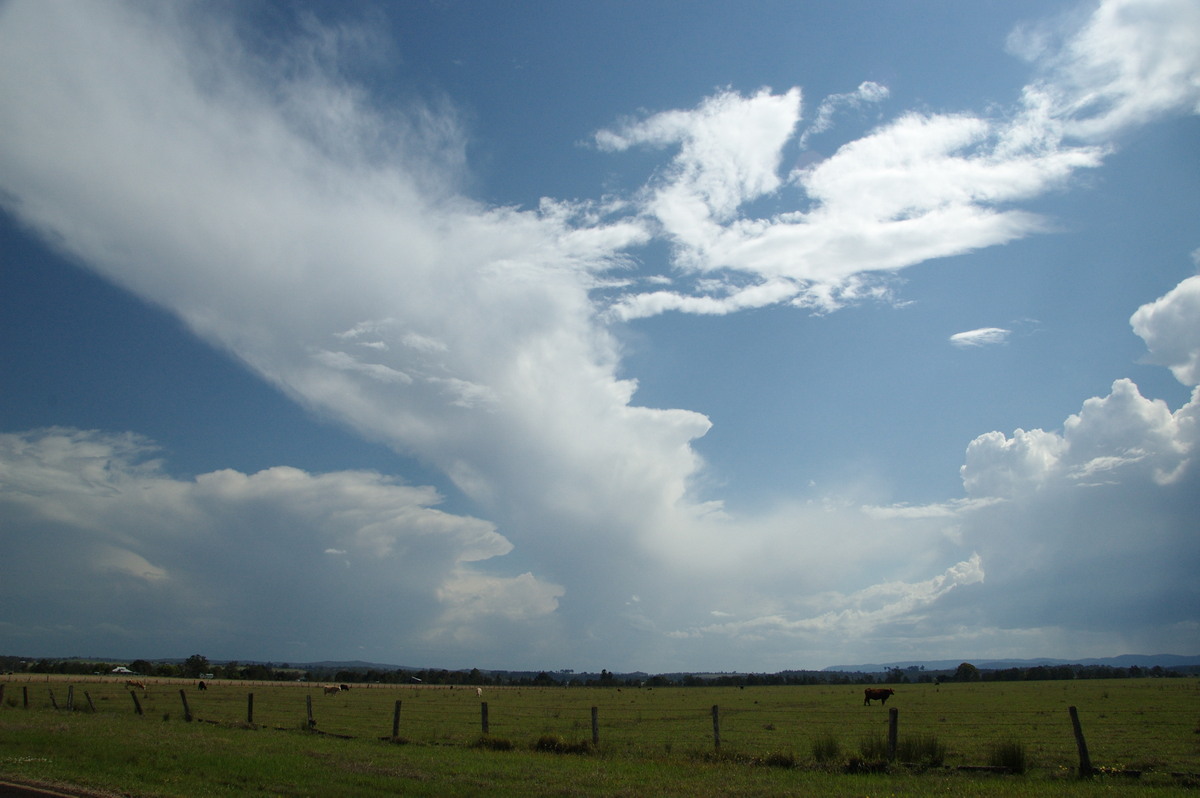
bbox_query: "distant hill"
[822,654,1200,673]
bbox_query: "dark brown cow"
[863,687,895,706]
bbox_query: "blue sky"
[1,0,1197,672]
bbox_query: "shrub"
[987,739,1028,773]
[811,733,841,763]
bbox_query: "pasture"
[2,674,1198,796]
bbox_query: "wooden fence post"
[85,692,96,713]
[247,693,254,725]
[591,706,599,746]
[129,690,143,716]
[887,708,898,761]
[1068,706,1093,778]
[711,705,721,752]
[23,686,29,709]
[0,684,4,706]
[48,689,58,710]
[306,694,315,729]
[179,689,192,722]
[66,686,74,712]
[481,701,489,735]
[391,700,402,739]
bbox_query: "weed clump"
[757,750,796,768]
[897,733,946,767]
[987,739,1028,773]
[858,733,889,761]
[472,735,514,751]
[533,735,592,755]
[811,733,841,764]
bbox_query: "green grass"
[2,676,1198,796]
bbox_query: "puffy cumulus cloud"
[963,378,1196,496]
[1131,274,1200,386]
[942,272,1200,657]
[963,268,1200,496]
[950,327,1012,348]
[0,428,557,660]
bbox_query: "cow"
[863,687,895,706]
[323,685,341,695]
[476,687,483,697]
[339,684,351,692]
[197,680,207,691]
[125,679,147,692]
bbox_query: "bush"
[987,739,1028,773]
[811,733,841,763]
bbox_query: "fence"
[2,678,1197,778]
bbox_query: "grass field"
[2,675,1198,796]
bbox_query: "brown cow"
[125,679,147,692]
[323,685,341,695]
[863,687,895,706]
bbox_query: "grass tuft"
[533,734,592,755]
[811,732,841,764]
[897,733,946,767]
[987,739,1028,773]
[472,735,514,751]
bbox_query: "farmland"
[1,674,1198,796]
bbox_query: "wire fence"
[3,677,1198,776]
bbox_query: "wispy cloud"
[950,327,1012,348]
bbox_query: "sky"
[0,0,1197,673]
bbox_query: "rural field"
[1,674,1198,796]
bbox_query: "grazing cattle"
[125,679,147,692]
[863,687,895,706]
[197,680,207,691]
[476,687,483,697]
[323,685,341,695]
[339,684,351,692]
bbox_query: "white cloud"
[1035,0,1200,141]
[950,327,1012,348]
[1130,274,1200,386]
[0,0,1197,669]
[963,377,1197,497]
[0,428,558,659]
[798,81,890,150]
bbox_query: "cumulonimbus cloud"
[0,0,1198,667]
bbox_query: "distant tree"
[954,662,980,682]
[129,659,153,675]
[183,654,210,679]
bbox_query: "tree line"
[3,654,1191,686]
